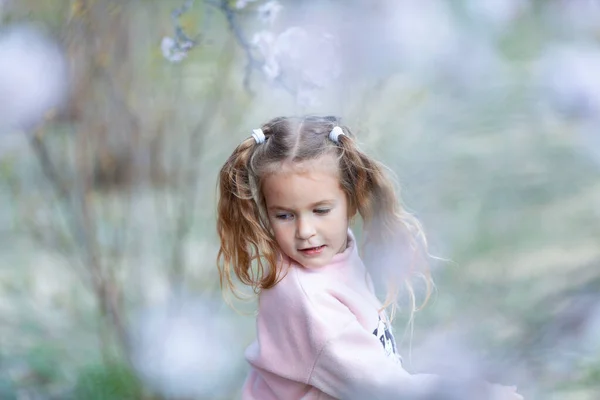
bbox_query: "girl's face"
[262,154,350,269]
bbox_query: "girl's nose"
[296,217,316,239]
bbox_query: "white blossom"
[385,1,460,76]
[295,88,320,108]
[252,30,279,80]
[251,26,341,106]
[257,1,283,25]
[251,30,275,58]
[160,36,188,63]
[538,43,600,119]
[273,27,340,89]
[0,24,67,132]
[130,298,242,399]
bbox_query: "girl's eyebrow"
[311,200,335,207]
[268,200,335,211]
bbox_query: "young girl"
[216,116,522,399]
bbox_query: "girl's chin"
[294,255,334,270]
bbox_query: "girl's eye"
[314,208,331,215]
[275,213,294,220]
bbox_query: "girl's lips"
[299,245,325,256]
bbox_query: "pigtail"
[337,133,433,320]
[216,138,279,299]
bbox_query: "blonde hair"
[217,115,432,317]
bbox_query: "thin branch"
[218,0,260,92]
[29,130,129,354]
[168,0,296,96]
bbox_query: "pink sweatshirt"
[242,231,435,400]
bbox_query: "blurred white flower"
[0,24,68,133]
[274,28,340,89]
[538,43,600,119]
[252,30,278,80]
[161,36,188,63]
[411,329,483,382]
[252,26,341,106]
[235,0,258,10]
[262,58,280,82]
[386,1,460,75]
[296,88,320,108]
[269,26,341,89]
[130,297,242,399]
[251,30,275,55]
[258,1,283,25]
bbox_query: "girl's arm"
[308,310,523,400]
[309,316,437,399]
[254,270,522,399]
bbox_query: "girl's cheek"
[272,222,291,235]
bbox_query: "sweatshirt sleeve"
[308,305,439,400]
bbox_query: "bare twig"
[21,0,139,361]
[217,0,261,92]
[29,130,129,354]
[168,40,235,290]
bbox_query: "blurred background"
[0,0,599,399]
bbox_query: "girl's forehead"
[261,155,346,207]
[276,154,339,175]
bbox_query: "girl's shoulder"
[259,258,378,328]
[260,262,340,307]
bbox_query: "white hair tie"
[329,126,344,143]
[251,128,266,144]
